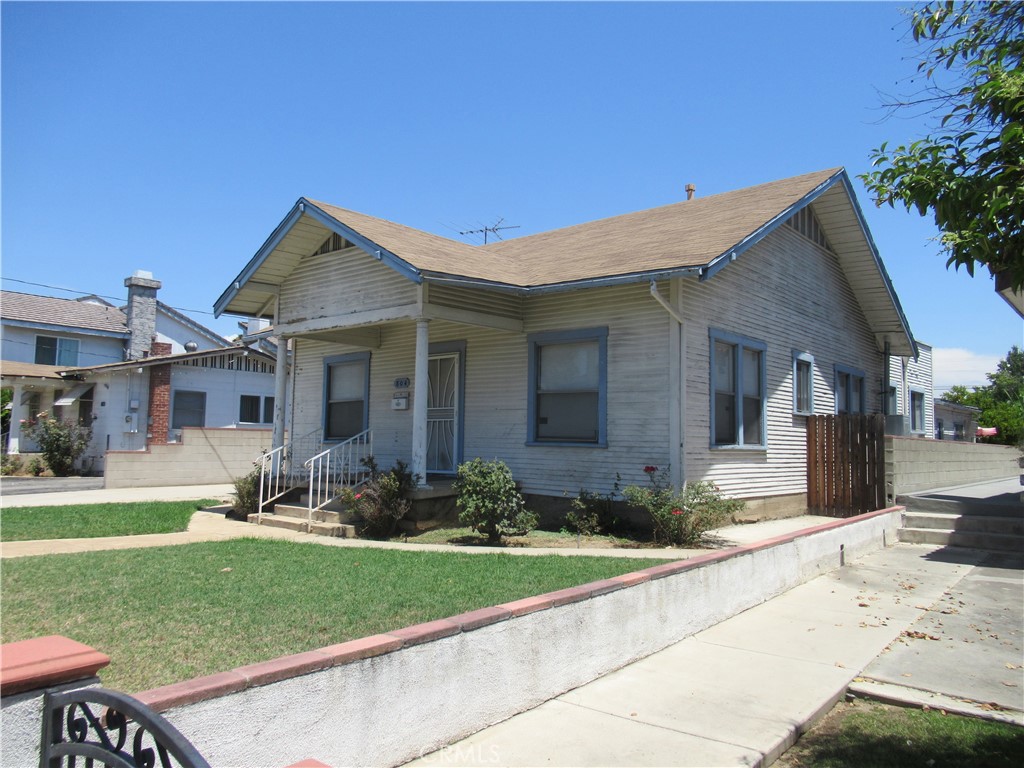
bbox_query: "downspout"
[882,341,891,416]
[650,281,686,487]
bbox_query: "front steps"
[248,498,359,538]
[897,493,1024,552]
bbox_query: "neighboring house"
[1,271,281,472]
[934,399,980,442]
[886,342,934,438]
[214,167,917,515]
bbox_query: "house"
[1,271,281,473]
[214,167,917,517]
[887,342,934,438]
[934,399,980,441]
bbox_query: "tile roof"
[1,292,129,334]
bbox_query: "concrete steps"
[248,502,359,538]
[897,493,1024,553]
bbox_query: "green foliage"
[232,467,262,520]
[341,457,419,539]
[566,475,621,536]
[623,467,743,547]
[0,500,216,542]
[23,413,91,477]
[28,457,46,477]
[454,458,537,544]
[944,346,1024,446]
[861,1,1024,289]
[1,454,23,476]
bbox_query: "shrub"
[231,467,262,521]
[23,413,91,477]
[341,457,419,539]
[1,454,23,476]
[623,466,744,547]
[566,475,621,536]
[454,458,536,544]
[28,457,46,477]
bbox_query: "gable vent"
[785,206,833,252]
[312,232,351,257]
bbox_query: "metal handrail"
[304,428,373,526]
[256,428,322,522]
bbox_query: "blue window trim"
[709,329,767,450]
[526,327,608,448]
[792,350,815,416]
[833,364,866,414]
[908,386,927,433]
[429,340,467,467]
[322,351,371,442]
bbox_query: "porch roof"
[216,167,916,355]
[64,346,277,376]
[0,361,65,381]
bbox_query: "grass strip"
[0,500,218,541]
[0,538,665,693]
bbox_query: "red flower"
[671,509,683,516]
[354,493,363,500]
[643,465,658,474]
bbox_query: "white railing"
[256,428,322,522]
[304,429,373,526]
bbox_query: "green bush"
[566,475,621,536]
[232,467,262,521]
[341,457,418,539]
[454,458,536,544]
[23,413,91,477]
[1,454,24,476]
[623,466,743,547]
[28,457,46,477]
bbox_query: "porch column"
[411,318,431,488]
[6,382,26,453]
[272,337,288,450]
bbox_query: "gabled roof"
[1,291,129,336]
[216,168,916,355]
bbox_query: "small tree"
[23,412,91,477]
[454,458,536,544]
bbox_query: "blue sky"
[3,0,1021,392]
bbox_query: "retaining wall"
[886,437,1021,495]
[104,427,271,488]
[122,508,902,768]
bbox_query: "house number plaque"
[394,377,411,389]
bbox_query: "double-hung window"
[35,335,80,366]
[835,365,866,414]
[172,390,206,429]
[792,351,814,415]
[710,330,766,448]
[324,352,370,441]
[910,389,926,432]
[527,328,607,446]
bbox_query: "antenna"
[460,217,520,244]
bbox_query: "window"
[710,330,766,448]
[239,395,275,424]
[172,390,206,429]
[936,419,945,440]
[793,351,814,415]
[527,328,607,445]
[835,365,866,414]
[35,336,79,366]
[910,390,925,432]
[953,422,965,441]
[886,385,899,415]
[324,353,369,441]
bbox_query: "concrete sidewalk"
[407,542,1023,768]
[0,483,236,508]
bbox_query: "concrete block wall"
[886,436,1021,496]
[104,427,271,488]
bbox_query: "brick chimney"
[146,342,173,445]
[124,270,162,361]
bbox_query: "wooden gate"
[807,414,886,517]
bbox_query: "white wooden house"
[215,168,917,517]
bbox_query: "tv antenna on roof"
[460,217,520,244]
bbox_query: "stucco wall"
[104,427,271,488]
[125,509,900,768]
[886,437,1021,495]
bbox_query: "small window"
[324,353,369,441]
[936,419,945,440]
[527,328,607,445]
[793,351,814,415]
[35,336,79,366]
[835,365,866,414]
[239,395,275,424]
[886,385,899,415]
[172,391,206,429]
[910,390,925,432]
[711,330,766,448]
[263,396,275,424]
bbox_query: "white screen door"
[427,353,460,474]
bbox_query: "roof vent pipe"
[685,184,696,201]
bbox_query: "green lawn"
[0,539,664,693]
[0,500,217,541]
[777,700,1024,768]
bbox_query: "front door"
[426,352,461,474]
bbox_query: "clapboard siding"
[279,246,416,326]
[428,284,523,320]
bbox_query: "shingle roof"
[0,361,65,380]
[1,292,129,335]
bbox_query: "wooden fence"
[807,414,887,517]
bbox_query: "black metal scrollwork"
[40,688,210,768]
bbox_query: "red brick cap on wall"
[0,635,110,696]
